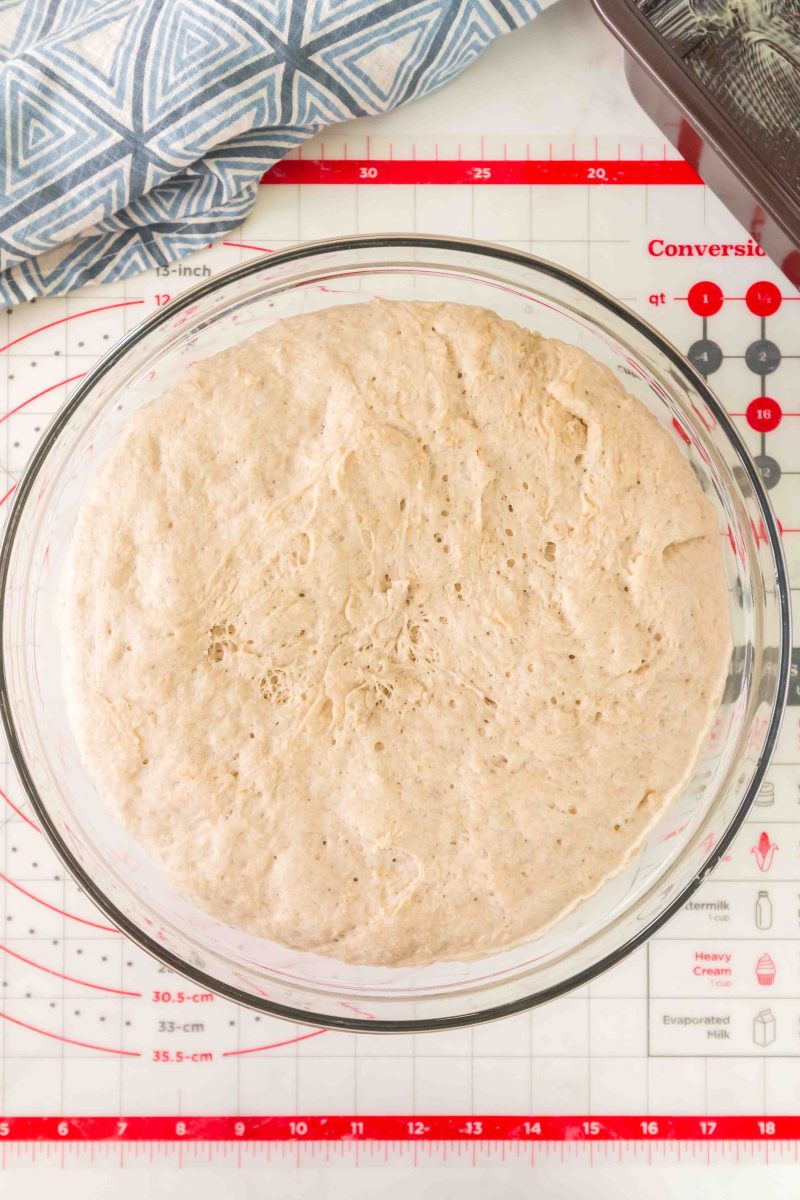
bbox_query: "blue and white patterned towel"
[0,0,544,302]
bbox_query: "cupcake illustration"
[756,953,776,986]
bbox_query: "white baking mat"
[0,132,798,1169]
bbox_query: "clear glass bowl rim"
[0,233,791,1033]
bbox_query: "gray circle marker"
[754,454,781,491]
[687,338,723,375]
[745,339,781,375]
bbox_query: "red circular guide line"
[0,1010,139,1057]
[0,942,141,996]
[0,300,144,356]
[222,241,273,254]
[223,1029,326,1057]
[0,373,86,426]
[0,786,40,831]
[0,1114,793,1141]
[261,159,702,186]
[0,870,119,933]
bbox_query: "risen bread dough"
[62,301,731,966]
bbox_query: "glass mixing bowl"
[0,236,789,1032]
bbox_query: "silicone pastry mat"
[0,133,798,1169]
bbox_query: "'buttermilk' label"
[648,238,766,258]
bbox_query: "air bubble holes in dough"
[259,670,290,705]
[208,622,239,662]
[290,532,311,566]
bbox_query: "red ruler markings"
[0,1115,788,1142]
[261,160,701,186]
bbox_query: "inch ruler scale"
[0,134,798,1170]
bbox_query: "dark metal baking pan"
[591,0,800,286]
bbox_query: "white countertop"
[339,0,661,142]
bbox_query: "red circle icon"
[746,397,782,432]
[687,281,723,316]
[745,281,782,316]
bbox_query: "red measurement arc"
[222,241,273,254]
[0,1009,139,1056]
[0,871,119,933]
[0,374,86,425]
[0,301,144,356]
[0,942,140,997]
[222,1029,326,1057]
[0,786,40,831]
[672,417,692,445]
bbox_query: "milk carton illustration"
[754,1009,776,1047]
